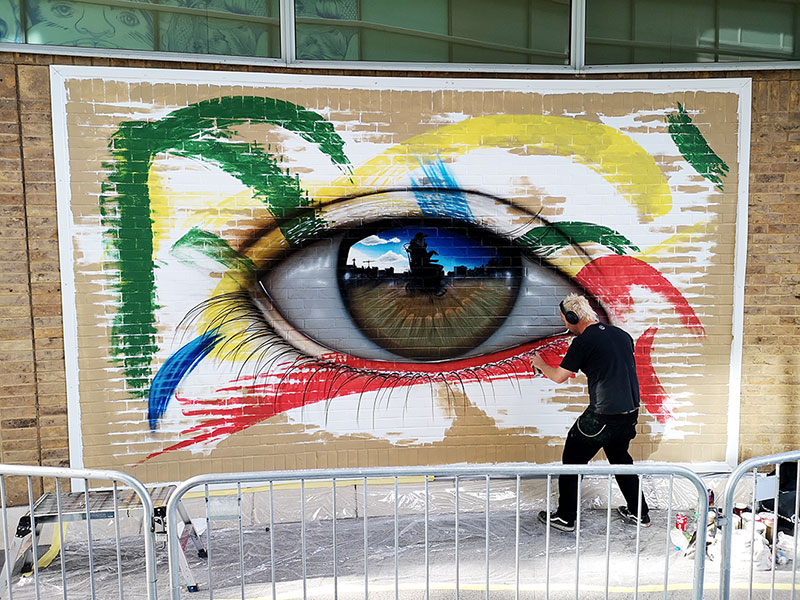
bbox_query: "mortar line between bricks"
[15,63,43,475]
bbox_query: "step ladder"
[0,485,205,596]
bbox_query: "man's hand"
[530,352,547,372]
[529,352,573,384]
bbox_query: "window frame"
[2,0,799,72]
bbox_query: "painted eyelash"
[179,291,303,381]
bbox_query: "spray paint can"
[676,513,687,531]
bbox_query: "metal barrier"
[720,450,800,600]
[166,464,710,600]
[0,463,157,600]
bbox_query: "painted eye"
[256,191,601,364]
[117,11,140,26]
[52,3,75,17]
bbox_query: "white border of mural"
[50,66,750,472]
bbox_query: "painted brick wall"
[0,51,795,502]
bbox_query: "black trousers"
[556,409,649,522]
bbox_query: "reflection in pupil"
[404,232,446,297]
[339,224,522,360]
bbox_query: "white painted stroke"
[286,382,457,445]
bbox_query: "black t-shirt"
[559,323,640,415]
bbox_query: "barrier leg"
[0,531,27,599]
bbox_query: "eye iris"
[339,223,522,361]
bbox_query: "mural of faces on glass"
[0,0,21,42]
[157,0,275,57]
[26,0,153,49]
[295,0,358,59]
[55,73,745,473]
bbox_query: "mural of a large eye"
[258,195,602,364]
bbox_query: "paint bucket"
[761,514,776,541]
[733,503,748,529]
[742,512,765,535]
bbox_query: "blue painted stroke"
[411,158,474,223]
[148,331,222,430]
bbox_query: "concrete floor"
[2,509,799,600]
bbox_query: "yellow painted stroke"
[638,221,716,263]
[148,161,272,257]
[310,115,672,222]
[200,269,258,354]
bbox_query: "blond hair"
[561,293,598,322]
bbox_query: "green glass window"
[586,0,800,65]
[0,0,21,42]
[0,0,280,57]
[294,0,571,64]
[156,0,280,57]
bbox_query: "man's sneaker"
[617,506,651,527]
[537,510,575,532]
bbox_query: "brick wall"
[0,52,796,500]
[739,73,800,457]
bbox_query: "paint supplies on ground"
[758,463,799,536]
[684,511,720,560]
[671,527,690,551]
[741,511,765,535]
[729,529,773,571]
[776,531,800,562]
[761,513,777,542]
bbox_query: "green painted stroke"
[171,227,256,273]
[667,102,729,191]
[100,96,351,397]
[515,222,640,257]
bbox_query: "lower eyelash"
[139,291,571,461]
[179,291,566,415]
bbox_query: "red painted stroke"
[635,327,673,424]
[141,336,572,462]
[574,255,705,337]
[575,255,703,422]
